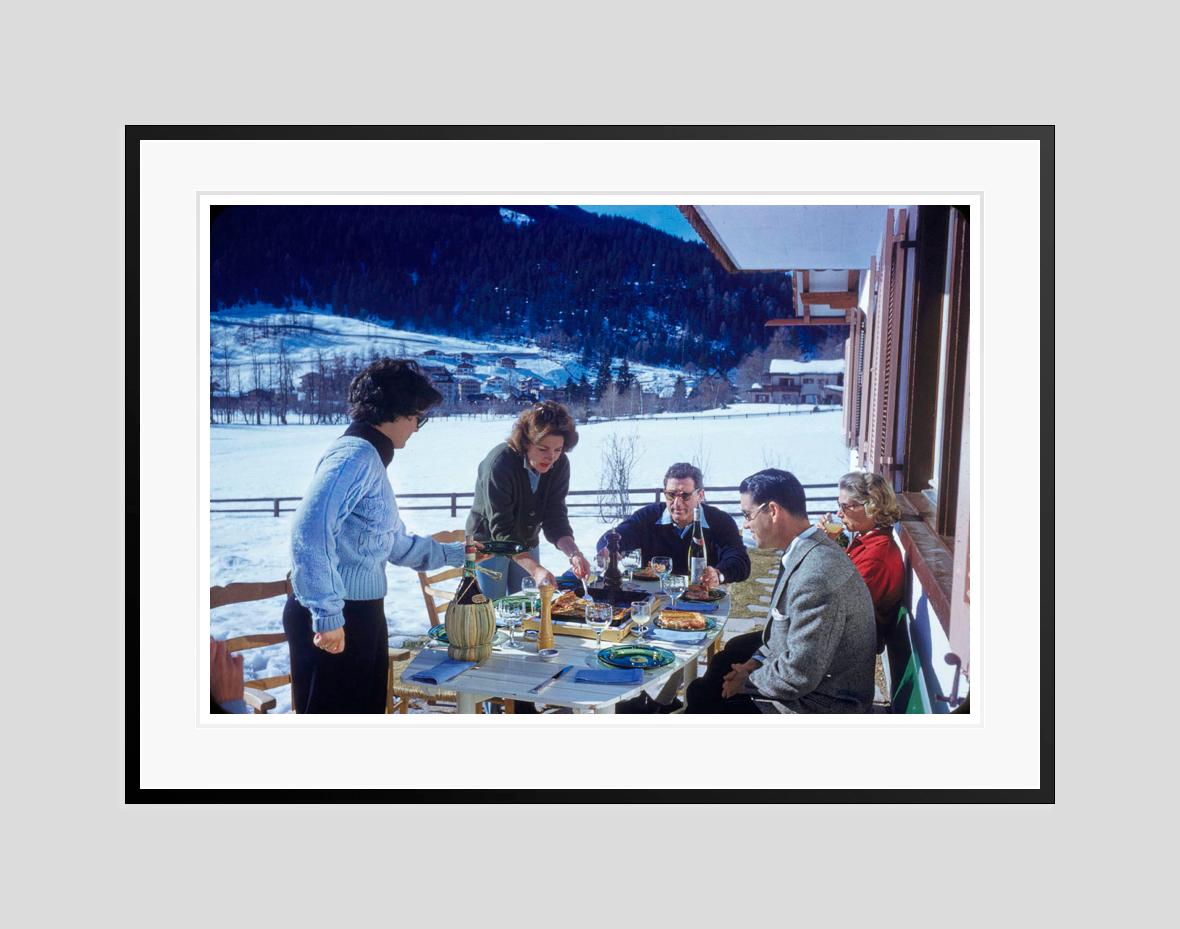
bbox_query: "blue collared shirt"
[522,454,541,493]
[657,504,711,538]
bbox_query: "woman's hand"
[569,553,593,579]
[210,638,244,704]
[531,566,558,588]
[314,627,346,655]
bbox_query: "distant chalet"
[749,358,844,405]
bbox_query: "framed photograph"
[130,126,1050,801]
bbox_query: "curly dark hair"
[663,462,704,490]
[347,358,443,425]
[506,401,579,454]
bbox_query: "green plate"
[596,644,676,670]
[428,624,509,646]
[493,594,540,611]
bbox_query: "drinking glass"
[585,601,614,664]
[518,576,538,612]
[620,549,641,582]
[650,556,672,600]
[496,600,523,649]
[664,573,688,608]
[630,597,652,641]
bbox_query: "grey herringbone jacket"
[746,531,876,713]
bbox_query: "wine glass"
[664,573,688,609]
[650,556,672,601]
[496,599,523,649]
[518,576,538,611]
[630,597,652,641]
[584,601,614,664]
[620,549,641,583]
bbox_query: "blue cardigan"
[289,423,464,632]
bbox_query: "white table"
[403,585,729,714]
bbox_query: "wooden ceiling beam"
[765,314,855,327]
[798,291,859,308]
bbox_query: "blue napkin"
[678,600,721,613]
[574,668,644,684]
[556,570,582,590]
[647,630,709,646]
[410,657,475,685]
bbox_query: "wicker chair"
[211,577,293,714]
[386,531,514,714]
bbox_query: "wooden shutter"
[857,255,879,469]
[843,314,862,448]
[864,209,908,479]
[949,343,971,674]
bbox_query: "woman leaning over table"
[284,358,468,714]
[820,470,905,654]
[467,400,593,600]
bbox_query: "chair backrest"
[417,530,468,627]
[211,576,292,712]
[882,605,931,714]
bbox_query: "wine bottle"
[688,515,707,584]
[479,539,530,556]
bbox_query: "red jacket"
[845,528,905,627]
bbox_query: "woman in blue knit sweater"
[284,358,466,714]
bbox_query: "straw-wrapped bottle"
[444,538,496,662]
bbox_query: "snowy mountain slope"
[210,303,698,396]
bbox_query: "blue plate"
[596,644,676,670]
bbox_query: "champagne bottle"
[688,514,707,584]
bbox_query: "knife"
[528,663,574,695]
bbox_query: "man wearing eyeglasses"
[684,468,876,714]
[594,462,751,589]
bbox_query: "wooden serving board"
[521,614,635,642]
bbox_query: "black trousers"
[283,595,389,714]
[684,630,765,714]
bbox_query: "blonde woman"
[821,471,905,652]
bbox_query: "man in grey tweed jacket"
[685,468,876,714]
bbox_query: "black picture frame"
[127,124,1052,804]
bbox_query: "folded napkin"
[677,600,721,613]
[647,630,708,646]
[574,668,644,684]
[556,570,582,590]
[409,657,475,685]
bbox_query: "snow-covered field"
[210,409,849,711]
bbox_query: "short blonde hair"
[506,401,579,455]
[838,470,901,529]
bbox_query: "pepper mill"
[537,581,555,651]
[602,529,623,590]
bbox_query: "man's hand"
[313,626,346,655]
[721,659,760,699]
[210,637,244,704]
[700,566,722,589]
[569,553,593,580]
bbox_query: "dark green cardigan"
[466,442,574,548]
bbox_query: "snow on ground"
[210,409,849,711]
